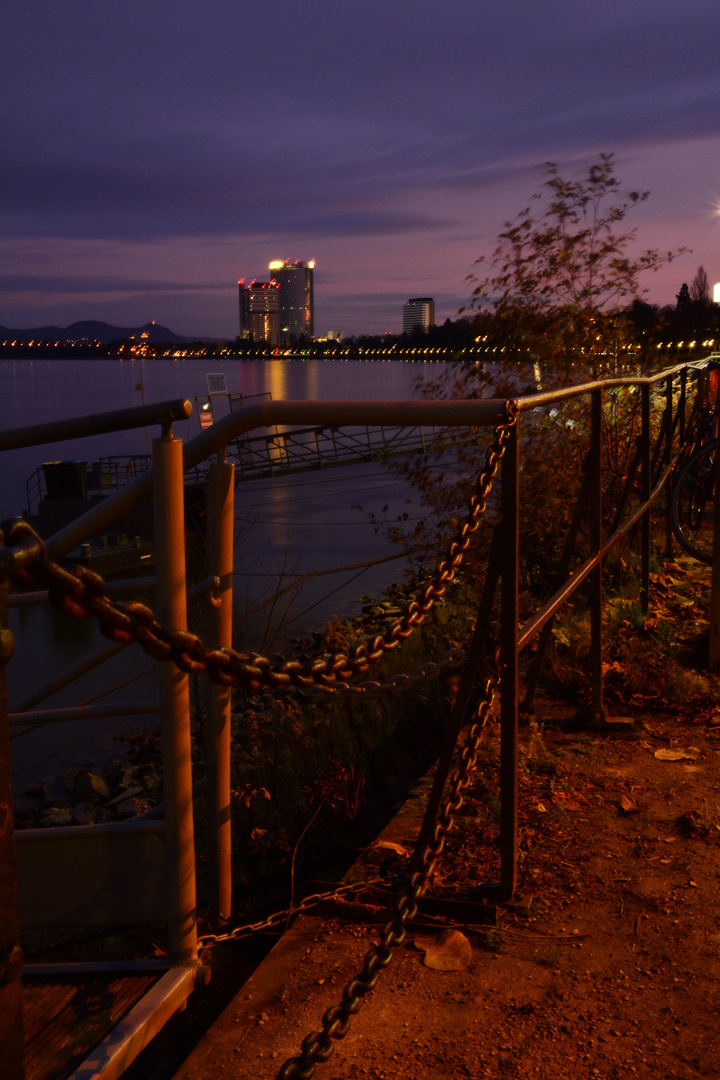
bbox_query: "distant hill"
[0,320,217,344]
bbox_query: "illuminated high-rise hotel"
[238,279,280,345]
[268,259,315,342]
[402,297,435,334]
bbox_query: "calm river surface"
[1,356,456,790]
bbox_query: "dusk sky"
[2,1,719,339]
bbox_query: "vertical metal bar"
[679,366,687,448]
[664,375,674,558]
[499,420,519,902]
[410,523,503,872]
[0,565,25,1080]
[589,388,606,723]
[153,433,198,964]
[640,384,651,615]
[205,459,235,926]
[709,443,720,669]
[522,460,591,712]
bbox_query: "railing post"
[640,384,651,614]
[0,565,24,1080]
[589,388,606,723]
[153,431,198,964]
[499,419,519,902]
[205,458,235,926]
[709,443,720,669]
[664,374,674,558]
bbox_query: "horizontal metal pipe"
[0,398,192,452]
[9,576,157,607]
[8,574,219,716]
[44,399,514,560]
[517,461,673,651]
[134,775,206,821]
[10,641,127,714]
[41,372,706,561]
[14,819,165,842]
[10,699,160,727]
[23,960,171,975]
[516,368,694,413]
[10,572,217,608]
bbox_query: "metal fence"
[1,359,717,1080]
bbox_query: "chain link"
[2,408,517,1078]
[276,667,500,1080]
[274,410,517,1079]
[2,400,517,698]
[196,879,384,950]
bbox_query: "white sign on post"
[207,373,228,395]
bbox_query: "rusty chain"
[2,401,517,697]
[275,665,500,1080]
[195,879,384,951]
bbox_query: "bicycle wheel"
[672,439,719,563]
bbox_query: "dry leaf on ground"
[417,928,472,971]
[654,747,701,761]
[363,841,409,864]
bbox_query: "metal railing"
[1,361,716,1080]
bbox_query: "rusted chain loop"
[4,405,516,700]
[196,879,386,950]
[0,518,46,577]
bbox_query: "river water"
[2,356,458,791]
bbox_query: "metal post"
[205,459,235,926]
[0,561,25,1079]
[664,375,674,558]
[640,385,651,615]
[499,421,519,902]
[153,432,198,964]
[589,388,606,723]
[709,444,720,669]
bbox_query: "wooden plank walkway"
[23,972,160,1080]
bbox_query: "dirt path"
[175,699,719,1080]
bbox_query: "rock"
[115,796,150,819]
[22,784,47,799]
[109,784,145,806]
[72,770,111,801]
[41,795,72,810]
[71,801,96,825]
[38,807,72,827]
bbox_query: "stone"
[39,807,72,827]
[71,801,96,825]
[72,770,110,801]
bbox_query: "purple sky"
[2,0,719,338]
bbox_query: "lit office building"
[239,279,280,345]
[268,259,315,342]
[402,297,435,334]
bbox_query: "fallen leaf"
[618,794,642,815]
[537,802,548,813]
[654,747,701,761]
[420,929,472,971]
[364,841,409,865]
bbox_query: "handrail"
[44,399,512,560]
[0,397,192,452]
